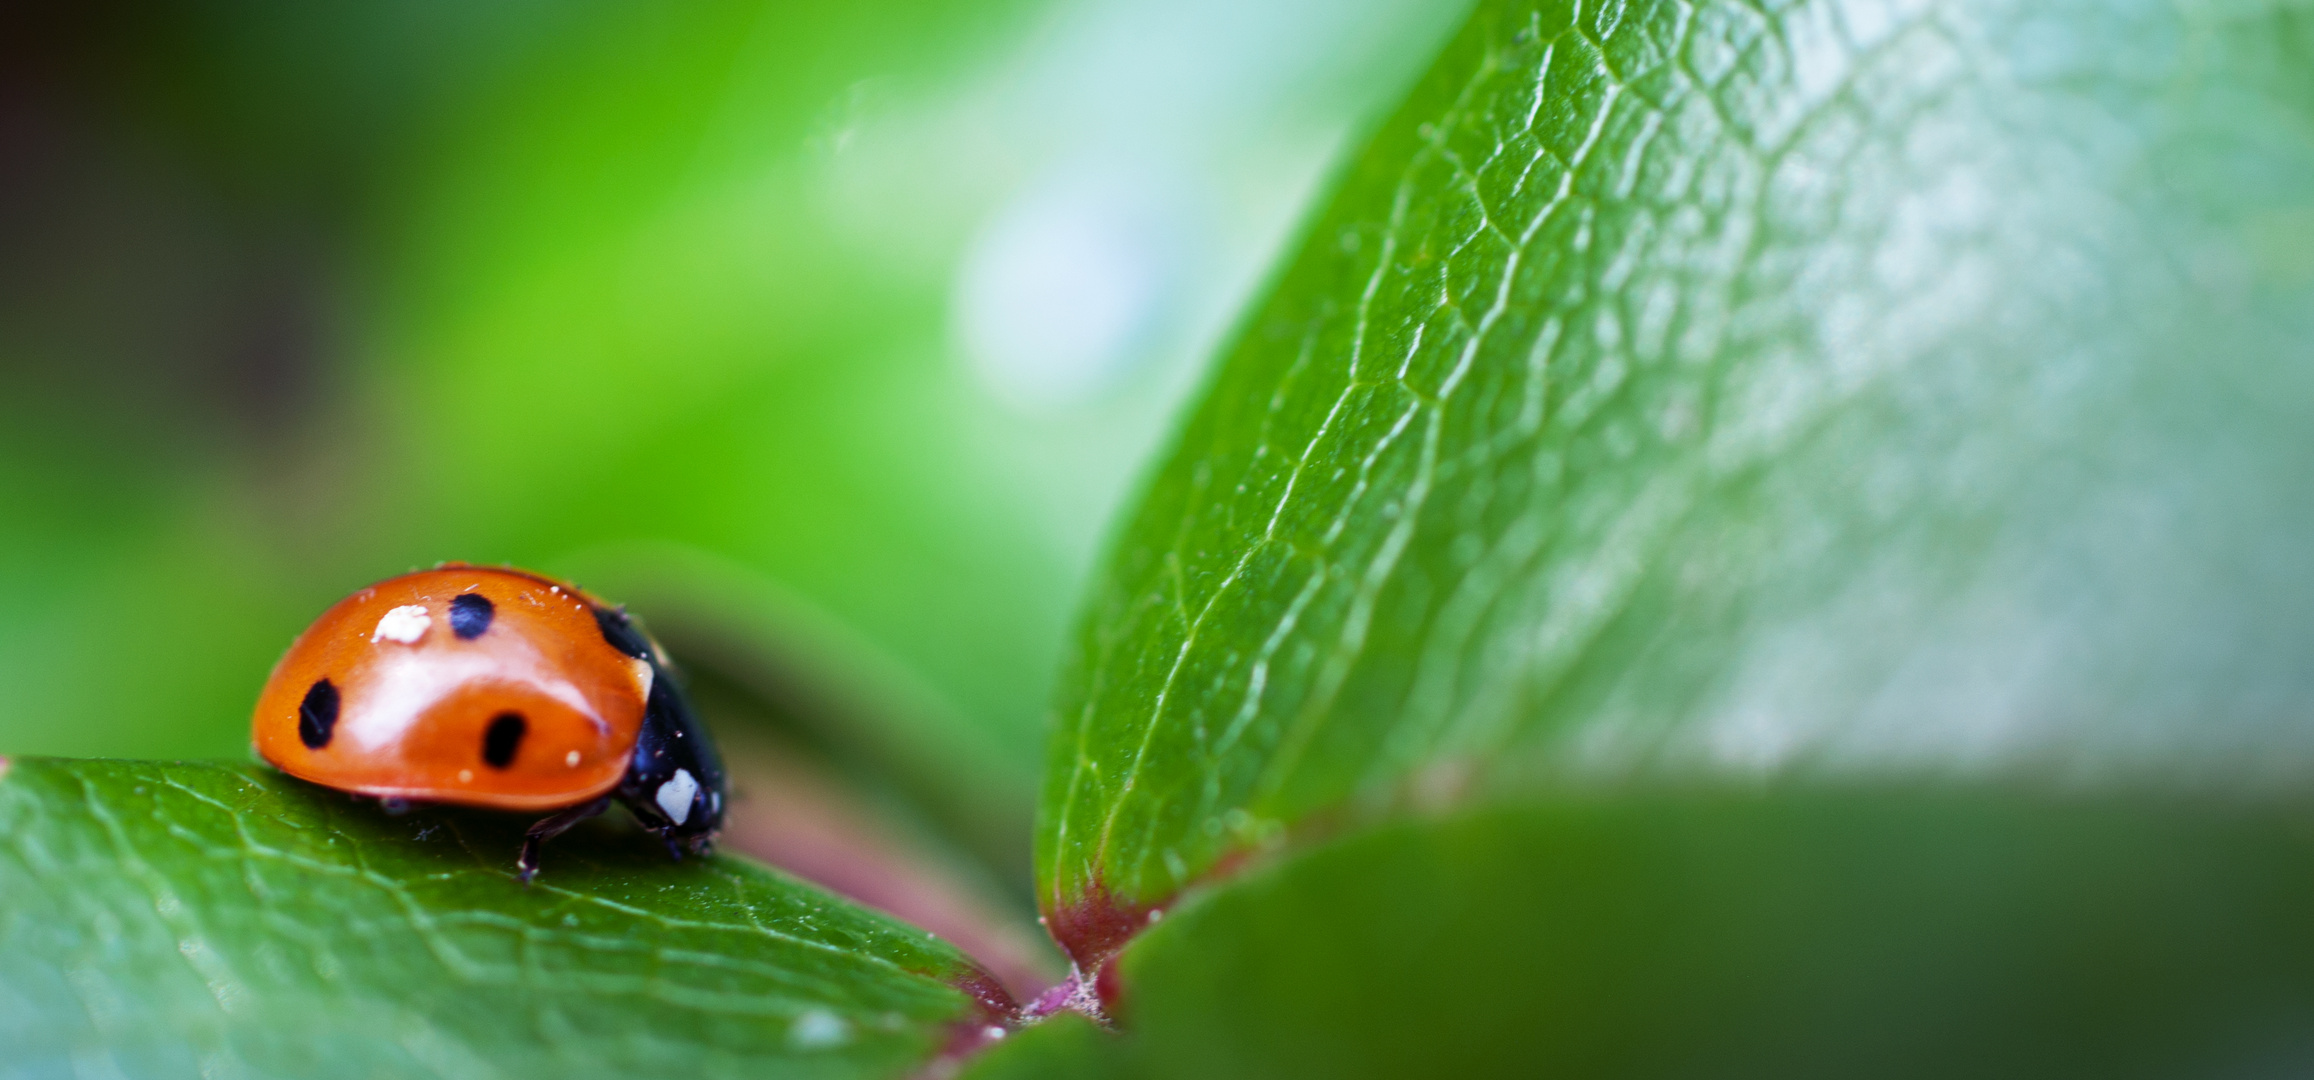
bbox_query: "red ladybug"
[252,564,724,881]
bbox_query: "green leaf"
[990,790,2314,1079]
[1038,0,2314,955]
[0,758,1006,1078]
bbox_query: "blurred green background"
[0,0,1466,892]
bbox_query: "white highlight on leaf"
[787,1008,850,1050]
[656,769,698,826]
[371,606,431,645]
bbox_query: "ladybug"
[252,564,724,882]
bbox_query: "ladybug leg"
[653,829,716,862]
[516,797,610,885]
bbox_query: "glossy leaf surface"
[1038,0,2314,943]
[0,759,1002,1079]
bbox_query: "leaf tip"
[921,969,1025,1076]
[1031,874,1171,1025]
[1044,874,1161,974]
[949,966,1021,1020]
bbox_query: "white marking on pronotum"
[656,768,698,825]
[372,605,431,644]
[565,750,581,767]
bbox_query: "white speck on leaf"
[788,1008,850,1050]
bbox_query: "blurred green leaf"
[0,758,1004,1078]
[1038,0,2314,955]
[987,791,2314,1079]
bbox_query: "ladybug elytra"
[252,564,725,881]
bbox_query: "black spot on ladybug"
[482,712,527,769]
[449,593,495,639]
[299,679,339,749]
[594,606,650,659]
